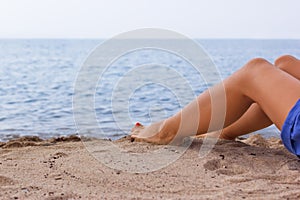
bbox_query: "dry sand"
[0,134,300,200]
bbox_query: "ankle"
[158,119,178,140]
[219,131,236,140]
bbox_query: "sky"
[0,0,299,39]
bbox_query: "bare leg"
[131,57,300,144]
[276,55,300,80]
[201,55,300,140]
[200,103,272,140]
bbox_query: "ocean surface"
[1,39,299,141]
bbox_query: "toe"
[130,122,145,135]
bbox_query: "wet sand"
[0,134,300,199]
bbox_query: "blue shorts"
[281,99,300,157]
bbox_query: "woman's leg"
[201,103,272,140]
[131,57,300,144]
[275,55,300,80]
[202,55,300,140]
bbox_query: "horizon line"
[0,37,299,40]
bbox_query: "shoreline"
[1,134,299,199]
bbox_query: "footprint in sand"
[203,158,246,176]
[203,159,222,171]
[0,175,14,186]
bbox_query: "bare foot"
[194,131,221,139]
[130,121,179,145]
[195,130,235,140]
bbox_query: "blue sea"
[0,39,299,141]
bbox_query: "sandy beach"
[0,134,300,200]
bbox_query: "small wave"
[0,128,27,132]
[7,101,18,105]
[24,99,38,103]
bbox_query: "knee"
[238,58,273,82]
[246,57,270,67]
[243,58,272,74]
[274,55,298,71]
[231,58,273,92]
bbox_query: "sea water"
[0,39,299,141]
